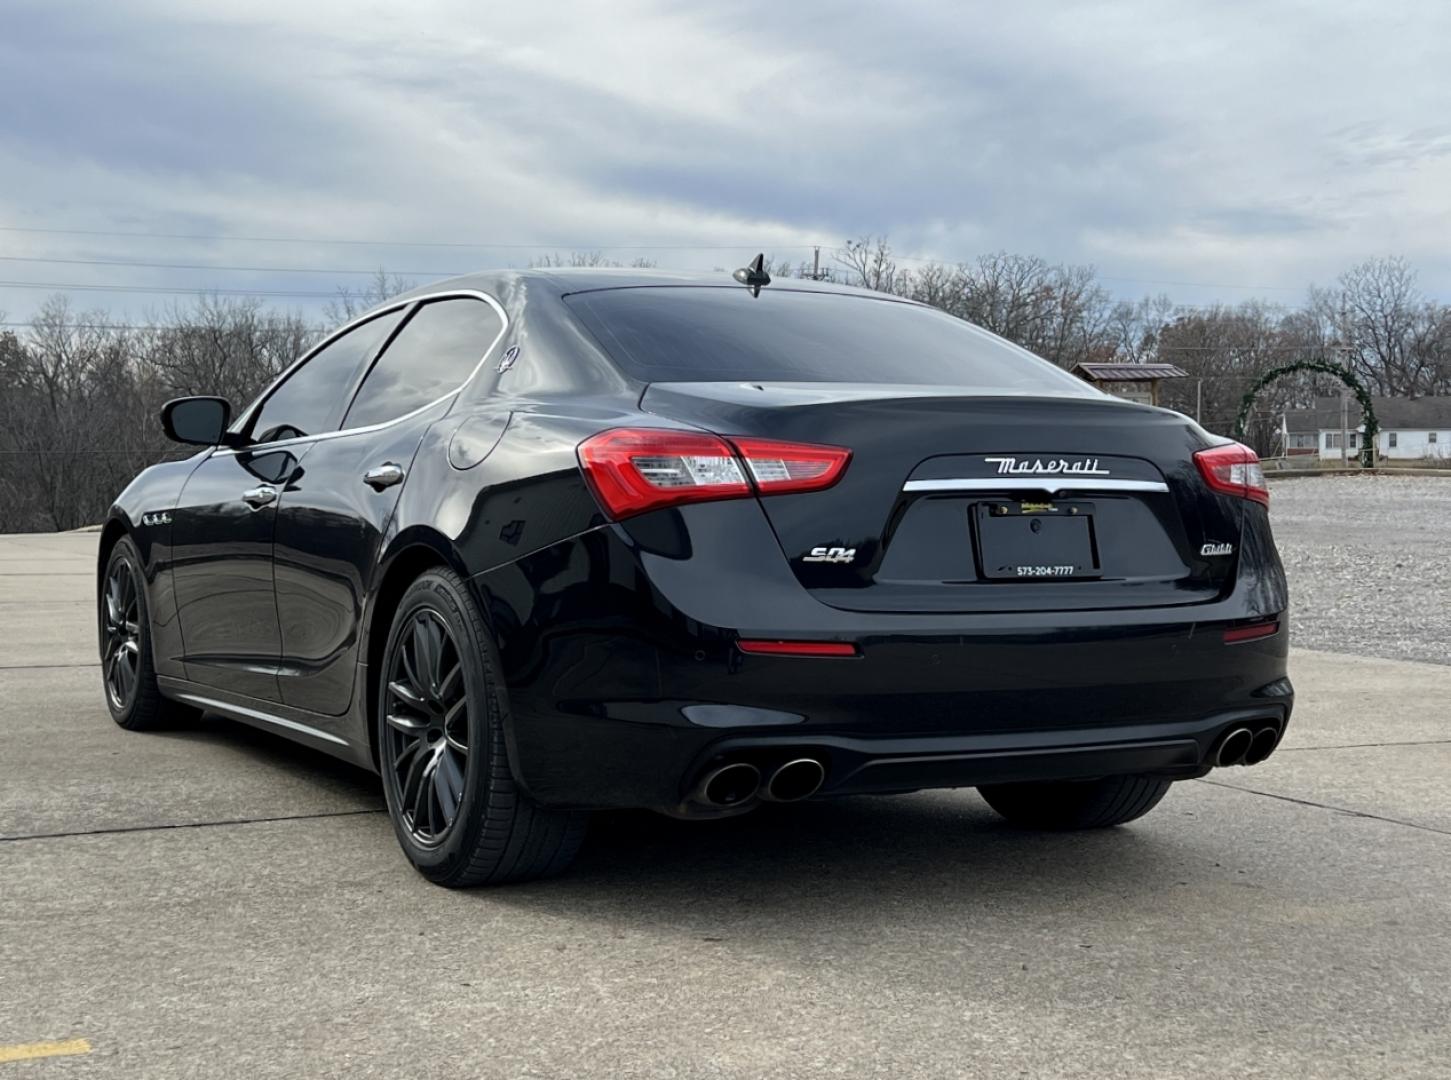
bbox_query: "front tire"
[378,568,587,887]
[978,774,1173,830]
[99,536,198,731]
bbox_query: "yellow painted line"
[0,1038,92,1063]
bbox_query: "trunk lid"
[642,382,1243,614]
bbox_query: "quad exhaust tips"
[1214,724,1281,767]
[761,758,826,803]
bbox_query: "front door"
[170,446,304,700]
[172,304,410,701]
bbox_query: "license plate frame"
[972,500,1101,580]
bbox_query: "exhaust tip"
[1216,727,1254,767]
[1244,726,1281,765]
[764,758,826,803]
[699,762,761,807]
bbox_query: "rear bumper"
[689,705,1290,800]
[472,506,1291,811]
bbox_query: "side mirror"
[161,396,234,446]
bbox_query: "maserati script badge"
[983,456,1111,476]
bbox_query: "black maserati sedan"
[98,264,1291,886]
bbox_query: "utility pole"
[1339,390,1349,467]
[1195,379,1202,425]
[811,246,821,281]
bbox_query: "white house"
[1283,396,1451,462]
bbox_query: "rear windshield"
[563,286,1096,393]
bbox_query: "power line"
[0,255,471,277]
[0,280,360,298]
[0,223,825,251]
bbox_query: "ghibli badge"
[1200,542,1234,556]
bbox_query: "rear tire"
[978,774,1173,830]
[99,536,199,731]
[378,568,587,887]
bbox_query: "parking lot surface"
[3,482,1450,1078]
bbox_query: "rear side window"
[250,308,406,443]
[563,287,1096,393]
[343,298,504,429]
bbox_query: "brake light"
[1194,442,1269,506]
[578,428,850,520]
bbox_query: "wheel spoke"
[413,616,439,698]
[400,631,425,702]
[387,679,427,712]
[434,747,463,826]
[409,750,437,829]
[438,662,462,704]
[117,646,136,700]
[385,711,428,735]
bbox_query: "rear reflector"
[1223,621,1279,644]
[737,639,859,657]
[1194,442,1270,506]
[578,428,850,520]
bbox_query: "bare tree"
[325,269,417,324]
[528,252,657,269]
[834,236,899,292]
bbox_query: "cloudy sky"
[2,0,1448,324]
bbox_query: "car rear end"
[491,284,1291,814]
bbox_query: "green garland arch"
[1233,359,1378,467]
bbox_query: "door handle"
[363,462,405,491]
[242,485,277,509]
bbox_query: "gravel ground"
[1271,474,1451,665]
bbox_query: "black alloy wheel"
[383,609,471,845]
[377,569,587,886]
[102,557,142,713]
[99,536,197,731]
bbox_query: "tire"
[377,568,587,887]
[99,536,199,731]
[978,774,1173,830]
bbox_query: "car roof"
[392,266,908,305]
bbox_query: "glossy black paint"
[103,270,1292,811]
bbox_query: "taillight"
[578,428,850,520]
[1194,442,1269,506]
[729,438,852,495]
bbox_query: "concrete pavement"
[2,531,1449,1078]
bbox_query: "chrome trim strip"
[903,477,1170,494]
[176,692,350,746]
[213,288,509,458]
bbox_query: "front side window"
[250,309,406,443]
[343,298,503,429]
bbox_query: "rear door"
[170,307,405,699]
[272,295,505,715]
